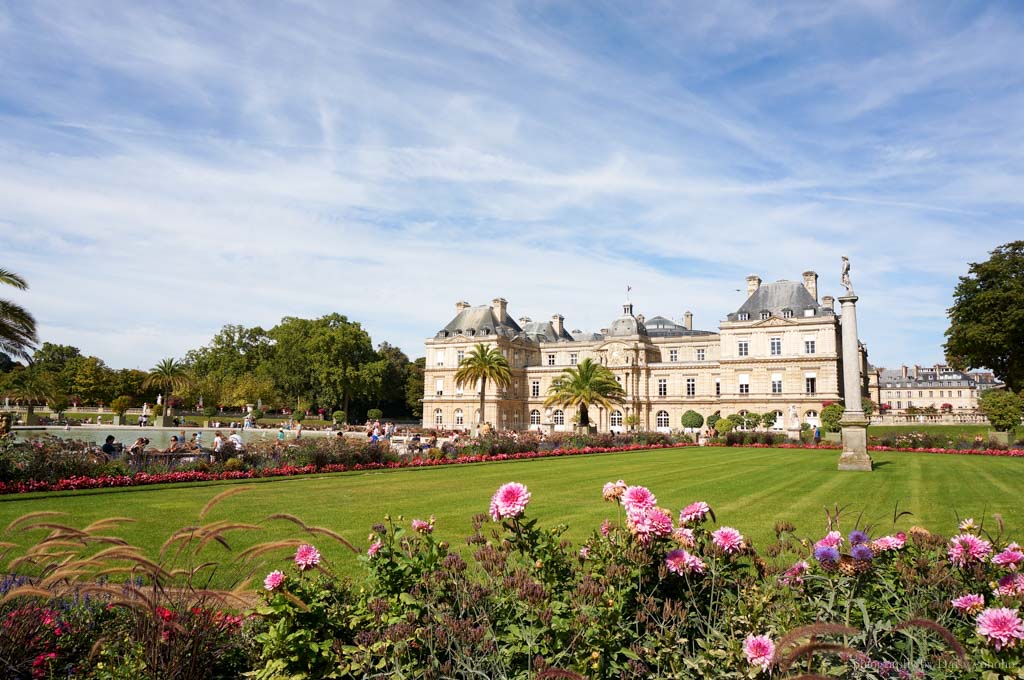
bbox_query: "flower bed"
[0,443,680,495]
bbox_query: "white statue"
[156,393,163,406]
[841,256,854,295]
[789,404,799,428]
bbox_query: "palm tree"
[454,343,512,431]
[143,358,193,406]
[0,268,38,361]
[545,358,625,428]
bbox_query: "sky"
[1,1,1022,370]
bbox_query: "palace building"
[422,272,869,433]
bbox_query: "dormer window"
[481,328,490,334]
[440,331,448,337]
[760,311,770,320]
[782,309,793,318]
[738,313,749,321]
[467,329,475,336]
[804,308,815,317]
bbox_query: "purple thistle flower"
[851,544,873,561]
[814,545,839,563]
[848,530,869,545]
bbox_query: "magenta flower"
[871,534,906,552]
[665,548,706,575]
[814,530,843,550]
[952,593,985,614]
[976,607,1024,650]
[294,544,321,571]
[678,501,711,525]
[780,560,809,587]
[367,540,382,558]
[993,543,1024,570]
[579,546,590,559]
[948,533,993,567]
[600,519,612,536]
[712,526,744,554]
[263,570,285,591]
[411,518,434,534]
[673,527,695,547]
[602,480,626,502]
[627,506,674,545]
[994,573,1024,597]
[742,634,776,671]
[621,485,657,514]
[489,482,532,521]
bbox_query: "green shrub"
[366,408,383,420]
[978,389,1024,431]
[332,410,346,424]
[680,410,704,430]
[110,395,133,417]
[821,403,845,432]
[203,405,218,418]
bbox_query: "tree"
[978,389,1023,432]
[110,396,133,417]
[142,358,193,404]
[543,357,625,428]
[4,366,57,405]
[944,241,1024,392]
[715,416,736,433]
[707,412,721,430]
[862,398,875,416]
[332,410,347,424]
[759,411,778,430]
[0,268,38,361]
[681,410,704,431]
[821,403,845,433]
[405,358,425,418]
[367,408,383,421]
[454,344,512,430]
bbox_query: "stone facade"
[874,364,998,414]
[423,272,868,432]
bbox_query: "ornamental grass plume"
[711,526,744,554]
[742,634,776,672]
[948,533,993,567]
[294,544,322,570]
[976,607,1024,650]
[489,481,531,521]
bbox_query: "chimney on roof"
[571,328,582,334]
[491,298,508,324]
[822,295,834,311]
[518,316,532,325]
[746,275,762,297]
[802,271,819,301]
[901,365,908,380]
[551,314,564,337]
[456,301,470,312]
[683,311,693,330]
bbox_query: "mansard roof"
[644,315,717,338]
[519,320,574,342]
[436,305,522,339]
[726,280,832,321]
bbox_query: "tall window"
[531,381,540,397]
[760,311,770,320]
[715,380,721,396]
[553,410,565,425]
[530,409,540,425]
[738,313,749,321]
[772,410,784,429]
[696,348,705,361]
[658,378,668,397]
[435,352,444,367]
[805,340,816,354]
[610,410,623,427]
[456,350,464,364]
[770,337,781,356]
[805,377,817,394]
[656,410,670,428]
[547,354,555,366]
[739,374,750,394]
[669,349,678,362]
[513,411,520,427]
[435,378,444,396]
[771,376,783,394]
[434,409,443,425]
[514,350,520,367]
[570,353,578,366]
[782,309,793,318]
[686,378,696,396]
[454,409,464,425]
[738,341,749,357]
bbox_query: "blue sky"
[1,1,1022,369]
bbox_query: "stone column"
[837,295,872,471]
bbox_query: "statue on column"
[157,393,163,406]
[789,404,799,429]
[841,256,854,295]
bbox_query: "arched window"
[553,410,565,425]
[738,410,749,431]
[772,410,784,430]
[805,410,820,427]
[530,409,541,425]
[434,409,443,425]
[656,410,670,428]
[610,410,623,427]
[454,409,463,425]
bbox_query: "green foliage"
[759,411,778,430]
[681,409,704,430]
[820,403,845,432]
[109,395,133,416]
[715,416,735,433]
[944,240,1024,391]
[706,413,721,429]
[455,344,513,427]
[292,411,305,422]
[203,405,218,418]
[0,267,38,360]
[543,357,624,427]
[978,389,1024,431]
[862,398,875,416]
[405,357,425,418]
[250,409,264,422]
[47,396,69,416]
[332,410,347,424]
[142,358,193,398]
[366,408,383,420]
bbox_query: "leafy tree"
[760,411,779,430]
[367,408,383,421]
[142,358,193,405]
[978,389,1024,432]
[820,403,845,433]
[0,268,38,361]
[862,398,875,416]
[455,344,513,429]
[405,358,425,418]
[4,366,57,405]
[70,356,112,405]
[681,410,704,430]
[944,241,1024,391]
[110,396,133,417]
[707,412,721,430]
[203,405,219,419]
[624,413,640,431]
[543,357,625,428]
[48,396,69,419]
[332,410,346,424]
[32,342,82,373]
[251,409,264,422]
[715,416,736,433]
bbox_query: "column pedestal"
[838,416,872,471]
[837,294,872,471]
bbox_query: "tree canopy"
[544,358,625,428]
[944,241,1024,392]
[455,344,512,428]
[0,267,38,361]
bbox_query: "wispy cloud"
[1,1,1021,369]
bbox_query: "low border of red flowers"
[0,443,683,495]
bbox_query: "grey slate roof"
[726,280,831,321]
[644,315,717,338]
[606,303,648,337]
[519,320,574,342]
[436,305,522,339]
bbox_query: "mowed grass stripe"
[1,446,1021,583]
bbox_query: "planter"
[574,424,597,434]
[989,431,1010,446]
[112,415,125,426]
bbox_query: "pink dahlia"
[952,593,985,615]
[294,544,321,571]
[742,634,776,671]
[780,560,810,587]
[976,607,1024,650]
[627,506,674,545]
[993,543,1024,570]
[712,526,744,554]
[263,570,285,591]
[679,501,711,526]
[621,485,657,514]
[871,534,906,552]
[814,530,843,550]
[601,519,612,536]
[948,533,993,567]
[602,480,627,502]
[994,573,1024,597]
[367,540,382,558]
[665,548,706,575]
[673,527,696,547]
[489,482,532,521]
[411,518,434,534]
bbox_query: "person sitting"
[101,435,118,457]
[165,436,184,453]
[228,430,244,451]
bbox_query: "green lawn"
[2,446,1022,584]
